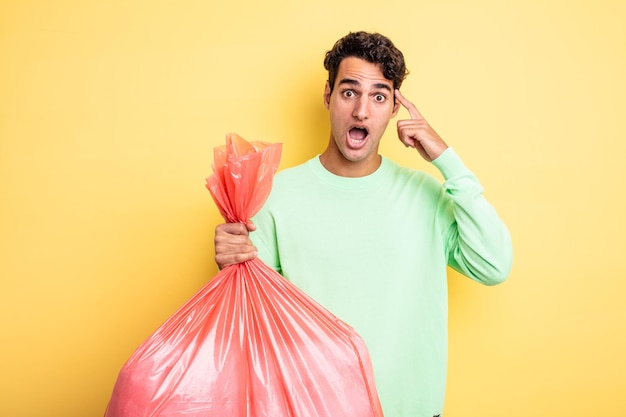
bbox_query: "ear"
[391,98,400,117]
[323,81,331,109]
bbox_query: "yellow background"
[1,0,625,416]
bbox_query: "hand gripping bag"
[104,133,384,417]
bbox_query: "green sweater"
[250,147,513,417]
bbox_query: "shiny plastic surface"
[104,133,384,417]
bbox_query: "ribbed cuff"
[431,147,468,180]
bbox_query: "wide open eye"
[374,93,386,103]
[342,90,355,98]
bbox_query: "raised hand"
[395,89,448,162]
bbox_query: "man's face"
[323,56,400,176]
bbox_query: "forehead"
[335,57,393,89]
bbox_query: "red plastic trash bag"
[104,133,384,417]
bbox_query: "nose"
[352,96,369,120]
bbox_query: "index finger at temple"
[395,89,424,120]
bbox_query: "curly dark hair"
[323,31,409,94]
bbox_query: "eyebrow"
[338,78,393,92]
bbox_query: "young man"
[214,31,513,417]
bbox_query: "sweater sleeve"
[250,207,282,274]
[432,147,513,285]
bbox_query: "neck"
[319,148,382,178]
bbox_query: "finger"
[217,222,250,236]
[395,89,424,120]
[216,250,257,269]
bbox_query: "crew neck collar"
[307,155,390,191]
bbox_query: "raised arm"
[396,89,512,284]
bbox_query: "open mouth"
[348,127,369,147]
